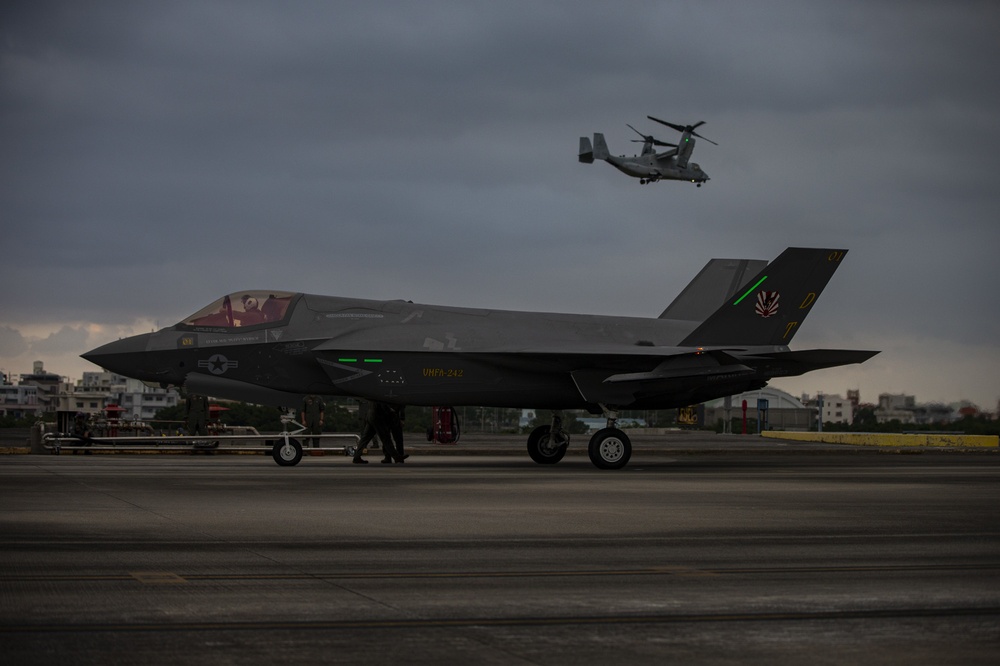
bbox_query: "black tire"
[272,438,302,467]
[526,425,568,465]
[588,428,631,470]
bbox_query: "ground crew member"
[71,412,94,454]
[186,393,209,437]
[353,401,398,465]
[388,405,408,462]
[301,394,325,448]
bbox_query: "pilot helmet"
[244,297,258,310]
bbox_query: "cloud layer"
[2,1,998,407]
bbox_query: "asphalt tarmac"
[2,438,999,664]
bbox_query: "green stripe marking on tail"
[733,276,768,305]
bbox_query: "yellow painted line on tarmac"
[762,431,999,448]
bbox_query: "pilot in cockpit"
[233,294,265,326]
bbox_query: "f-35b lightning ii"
[83,247,877,469]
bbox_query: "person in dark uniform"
[388,405,408,463]
[353,401,398,465]
[186,393,209,437]
[301,394,325,448]
[71,412,94,454]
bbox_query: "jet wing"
[517,346,877,406]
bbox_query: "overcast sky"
[2,1,999,409]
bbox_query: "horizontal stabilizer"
[757,348,880,372]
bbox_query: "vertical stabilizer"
[659,258,768,321]
[578,136,594,163]
[680,248,849,347]
[592,133,610,160]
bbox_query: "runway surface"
[2,446,999,664]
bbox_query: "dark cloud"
[2,1,998,406]
[0,326,28,358]
[29,325,91,355]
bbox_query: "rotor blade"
[690,129,718,146]
[647,115,686,133]
[648,115,718,145]
[626,123,649,141]
[634,138,677,147]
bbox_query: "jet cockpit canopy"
[179,291,299,330]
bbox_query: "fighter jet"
[83,247,877,469]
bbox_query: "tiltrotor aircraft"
[579,115,716,185]
[83,247,877,469]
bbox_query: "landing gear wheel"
[272,438,302,467]
[588,428,631,470]
[526,425,568,464]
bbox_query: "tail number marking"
[422,368,464,379]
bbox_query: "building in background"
[704,388,813,431]
[79,371,179,421]
[0,372,44,419]
[1,362,179,424]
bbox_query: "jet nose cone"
[82,333,154,373]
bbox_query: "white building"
[818,393,852,425]
[0,381,43,419]
[79,371,179,421]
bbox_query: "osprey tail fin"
[592,133,610,160]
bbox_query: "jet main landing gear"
[526,412,569,464]
[524,409,632,470]
[587,407,631,470]
[587,428,631,470]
